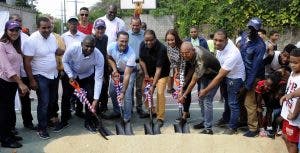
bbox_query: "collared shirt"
[139,40,170,78]
[240,32,266,90]
[191,37,200,47]
[0,41,22,82]
[62,42,104,100]
[216,39,245,80]
[107,42,136,72]
[96,15,126,45]
[23,31,58,79]
[128,29,144,60]
[61,30,86,49]
[190,46,220,79]
[166,45,181,69]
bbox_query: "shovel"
[143,82,161,135]
[113,79,134,135]
[70,81,111,140]
[172,77,190,134]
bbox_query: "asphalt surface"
[1,85,238,153]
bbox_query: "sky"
[35,0,100,20]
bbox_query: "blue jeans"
[198,77,218,130]
[109,73,136,121]
[35,75,58,131]
[226,78,243,129]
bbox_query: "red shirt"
[78,23,93,35]
[255,80,270,94]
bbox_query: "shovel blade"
[152,123,161,135]
[144,123,154,135]
[182,123,190,133]
[174,123,183,133]
[124,122,134,135]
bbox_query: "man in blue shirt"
[240,17,266,137]
[103,31,136,123]
[128,17,148,118]
[60,35,104,133]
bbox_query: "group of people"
[1,4,300,153]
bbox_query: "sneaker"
[1,137,22,148]
[215,118,228,127]
[193,122,205,129]
[53,122,70,133]
[85,124,97,134]
[157,119,164,128]
[200,129,213,135]
[37,130,50,140]
[223,128,237,135]
[243,130,258,137]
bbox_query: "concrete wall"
[123,14,175,40]
[0,2,36,34]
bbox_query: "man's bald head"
[107,4,118,21]
[81,35,96,56]
[83,35,95,44]
[180,42,195,61]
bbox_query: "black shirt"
[139,40,170,78]
[94,34,109,76]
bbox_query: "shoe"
[266,130,275,139]
[223,128,237,135]
[193,122,205,129]
[215,118,228,127]
[75,112,85,118]
[1,137,22,148]
[37,130,50,140]
[24,124,37,130]
[200,129,213,135]
[243,130,258,137]
[102,112,121,119]
[53,122,70,133]
[85,124,97,134]
[11,129,18,135]
[12,135,23,141]
[157,119,164,128]
[167,88,176,94]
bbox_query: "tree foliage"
[150,0,300,37]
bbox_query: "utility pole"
[61,0,64,34]
[67,0,84,16]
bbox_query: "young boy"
[280,48,300,153]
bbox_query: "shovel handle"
[70,80,80,90]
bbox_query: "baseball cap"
[94,19,106,29]
[5,20,21,30]
[68,16,78,23]
[247,17,262,30]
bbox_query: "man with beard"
[240,17,266,137]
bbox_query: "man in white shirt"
[199,30,245,135]
[62,35,104,133]
[23,17,63,139]
[94,4,126,45]
[61,17,86,49]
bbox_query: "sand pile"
[44,134,288,153]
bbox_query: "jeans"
[226,78,243,129]
[35,75,58,131]
[198,77,218,130]
[109,73,136,121]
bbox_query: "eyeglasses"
[80,14,89,17]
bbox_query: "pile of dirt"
[44,134,288,153]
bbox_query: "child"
[280,48,300,153]
[255,72,283,137]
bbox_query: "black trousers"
[99,72,109,112]
[0,78,17,140]
[19,77,34,126]
[47,77,59,121]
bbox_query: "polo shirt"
[128,29,144,60]
[61,31,86,49]
[23,31,58,79]
[139,40,170,78]
[107,42,136,72]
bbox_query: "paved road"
[1,86,230,153]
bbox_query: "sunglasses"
[80,14,89,17]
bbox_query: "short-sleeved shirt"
[61,31,86,49]
[281,72,300,126]
[23,31,58,79]
[139,40,170,78]
[191,46,220,79]
[78,23,93,35]
[264,51,281,75]
[216,39,245,80]
[107,42,136,72]
[167,45,181,69]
